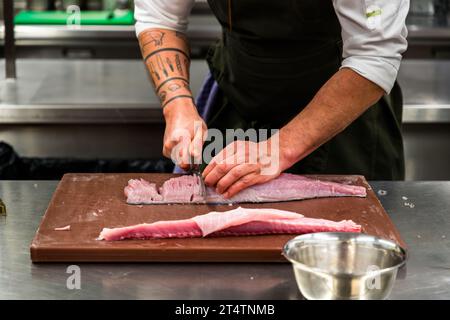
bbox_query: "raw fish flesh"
[98,207,361,241]
[125,173,366,204]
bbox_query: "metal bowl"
[283,232,407,300]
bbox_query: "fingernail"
[223,192,229,198]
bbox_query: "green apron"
[204,0,405,180]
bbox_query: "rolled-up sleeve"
[333,0,409,93]
[134,0,195,36]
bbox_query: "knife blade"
[189,155,207,201]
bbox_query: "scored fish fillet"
[125,173,367,205]
[98,207,361,241]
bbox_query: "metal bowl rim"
[282,232,408,277]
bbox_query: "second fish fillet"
[98,207,361,241]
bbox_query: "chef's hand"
[163,100,207,171]
[202,137,291,198]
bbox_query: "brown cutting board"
[30,173,405,263]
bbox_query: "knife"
[189,155,207,201]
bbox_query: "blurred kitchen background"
[0,0,449,180]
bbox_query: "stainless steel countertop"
[0,181,449,299]
[1,58,449,124]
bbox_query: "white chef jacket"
[135,0,409,94]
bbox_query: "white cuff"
[134,0,194,37]
[340,56,401,94]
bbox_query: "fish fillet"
[125,173,367,204]
[98,207,361,241]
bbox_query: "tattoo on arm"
[140,30,192,109]
[142,30,165,48]
[156,77,189,93]
[168,83,181,92]
[175,54,184,76]
[166,58,175,72]
[149,61,160,80]
[155,55,168,77]
[161,95,194,109]
[144,48,189,63]
[156,55,162,70]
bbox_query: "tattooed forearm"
[139,29,192,109]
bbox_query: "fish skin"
[125,173,367,205]
[98,207,361,241]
